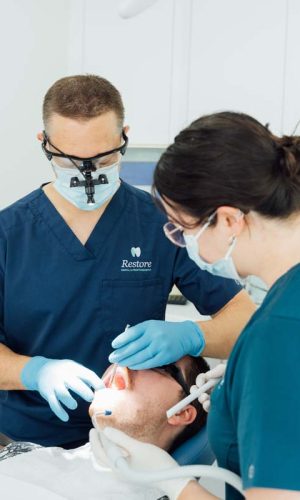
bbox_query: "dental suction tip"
[95,410,112,416]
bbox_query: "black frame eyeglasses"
[152,363,190,396]
[41,130,128,168]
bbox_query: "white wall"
[188,0,287,135]
[68,0,299,145]
[283,0,300,134]
[0,0,71,208]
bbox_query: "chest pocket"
[101,278,165,337]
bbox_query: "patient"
[0,355,209,500]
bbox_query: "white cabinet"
[68,0,176,145]
[68,0,298,144]
[188,0,288,135]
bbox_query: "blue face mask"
[184,212,244,284]
[52,162,120,211]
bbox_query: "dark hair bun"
[276,135,300,179]
[154,111,300,220]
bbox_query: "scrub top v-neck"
[35,183,127,261]
[0,182,241,447]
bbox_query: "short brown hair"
[168,356,210,453]
[43,74,125,128]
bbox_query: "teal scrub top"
[208,264,300,499]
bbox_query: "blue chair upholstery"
[171,425,215,466]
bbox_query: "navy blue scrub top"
[0,182,241,446]
[208,264,300,499]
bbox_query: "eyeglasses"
[152,363,190,396]
[41,130,128,171]
[163,211,217,248]
[103,363,189,395]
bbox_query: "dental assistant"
[0,77,254,449]
[101,112,300,499]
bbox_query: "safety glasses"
[103,363,189,394]
[163,211,217,248]
[41,130,128,170]
[163,222,186,248]
[152,363,190,396]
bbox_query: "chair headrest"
[171,425,215,466]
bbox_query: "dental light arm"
[118,0,159,19]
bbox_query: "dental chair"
[172,424,214,466]
[157,425,215,500]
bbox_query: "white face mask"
[51,161,121,211]
[184,212,244,284]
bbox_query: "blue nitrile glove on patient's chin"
[21,357,104,422]
[109,320,205,369]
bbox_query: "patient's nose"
[113,371,126,390]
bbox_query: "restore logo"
[121,247,152,272]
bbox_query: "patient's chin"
[98,412,164,446]
[95,415,116,430]
[99,419,143,441]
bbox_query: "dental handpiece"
[92,410,113,437]
[92,411,126,468]
[166,377,221,418]
[108,324,130,387]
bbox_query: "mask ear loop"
[193,210,218,240]
[225,235,237,259]
[225,211,244,259]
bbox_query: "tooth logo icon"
[131,247,141,258]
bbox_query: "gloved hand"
[190,362,226,412]
[21,356,104,421]
[89,427,195,500]
[109,320,205,369]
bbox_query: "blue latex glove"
[109,320,205,369]
[21,357,104,422]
